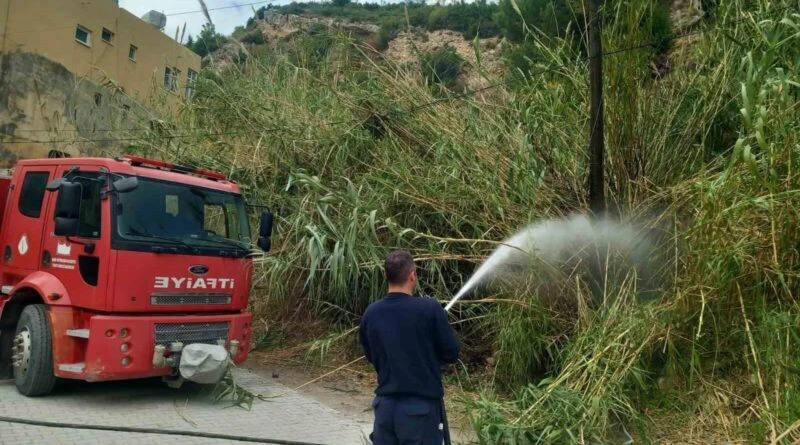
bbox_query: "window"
[71,173,102,239]
[19,172,50,218]
[101,27,114,44]
[164,67,179,92]
[204,204,227,236]
[128,44,137,61]
[94,93,102,106]
[174,68,182,92]
[186,69,198,101]
[75,25,91,46]
[115,178,251,253]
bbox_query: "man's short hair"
[385,250,415,285]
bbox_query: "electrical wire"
[167,1,272,17]
[3,1,273,36]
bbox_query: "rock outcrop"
[670,0,705,31]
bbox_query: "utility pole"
[588,0,606,214]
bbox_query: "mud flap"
[178,344,229,384]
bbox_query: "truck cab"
[0,155,272,396]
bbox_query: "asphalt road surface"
[0,368,371,445]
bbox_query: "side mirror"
[45,178,66,192]
[112,176,138,194]
[257,209,273,252]
[54,182,82,237]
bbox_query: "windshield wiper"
[125,230,198,253]
[197,235,249,252]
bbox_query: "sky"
[118,0,264,42]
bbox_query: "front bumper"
[50,308,251,382]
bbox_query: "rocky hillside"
[210,0,705,89]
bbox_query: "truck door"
[1,166,57,278]
[40,166,110,310]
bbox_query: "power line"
[4,1,270,36]
[166,1,272,17]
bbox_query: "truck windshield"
[114,177,251,254]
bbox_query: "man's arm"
[359,314,373,365]
[432,303,459,364]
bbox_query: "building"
[0,0,201,164]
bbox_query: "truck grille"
[154,322,229,346]
[150,293,232,306]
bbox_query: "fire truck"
[0,154,272,396]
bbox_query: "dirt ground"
[245,351,478,444]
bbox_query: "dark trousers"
[371,395,443,445]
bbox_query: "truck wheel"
[12,305,56,396]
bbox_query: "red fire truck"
[0,154,272,396]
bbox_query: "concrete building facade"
[0,0,201,164]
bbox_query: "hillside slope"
[159,1,800,443]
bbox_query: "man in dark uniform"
[359,250,460,445]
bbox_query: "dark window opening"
[19,171,50,218]
[94,93,102,106]
[128,44,137,61]
[75,25,91,46]
[101,27,114,44]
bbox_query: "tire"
[13,304,56,396]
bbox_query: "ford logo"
[188,265,209,275]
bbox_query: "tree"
[187,23,228,57]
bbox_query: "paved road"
[0,368,372,445]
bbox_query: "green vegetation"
[129,0,800,442]
[185,23,229,58]
[420,46,464,90]
[273,0,500,40]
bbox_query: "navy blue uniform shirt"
[359,292,460,400]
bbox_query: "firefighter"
[359,250,460,445]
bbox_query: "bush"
[419,46,464,89]
[239,29,266,45]
[648,2,673,56]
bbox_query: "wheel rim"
[12,328,32,379]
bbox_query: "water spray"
[444,213,665,311]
